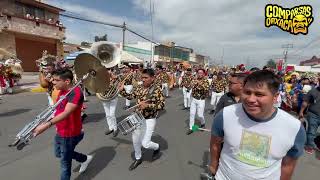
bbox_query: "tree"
[80,41,91,47]
[94,34,108,42]
[266,59,277,69]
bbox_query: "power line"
[290,36,320,56]
[60,13,123,28]
[60,12,159,45]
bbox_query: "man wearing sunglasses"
[214,73,247,115]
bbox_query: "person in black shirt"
[214,73,247,116]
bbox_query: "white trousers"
[182,87,192,108]
[162,83,169,97]
[82,85,87,101]
[102,97,118,131]
[124,85,133,107]
[189,98,206,129]
[0,85,4,95]
[47,93,54,106]
[210,92,224,109]
[132,118,159,160]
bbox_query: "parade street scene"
[1,0,320,180]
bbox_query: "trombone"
[9,73,89,150]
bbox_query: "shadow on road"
[202,150,209,169]
[187,150,208,170]
[83,113,105,124]
[111,137,132,145]
[73,146,116,180]
[0,108,31,117]
[129,134,168,162]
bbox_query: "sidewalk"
[14,73,43,93]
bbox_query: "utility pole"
[150,0,154,65]
[221,47,224,65]
[122,22,126,49]
[282,44,293,64]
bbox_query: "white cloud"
[45,1,152,44]
[45,0,320,67]
[133,0,320,66]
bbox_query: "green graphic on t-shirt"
[236,130,271,167]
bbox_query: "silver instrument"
[9,49,111,150]
[9,74,89,150]
[200,172,214,180]
[76,41,124,101]
[88,41,121,68]
[117,112,145,136]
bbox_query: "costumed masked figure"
[4,58,23,86]
[120,68,165,171]
[0,63,6,95]
[36,51,61,105]
[36,51,72,105]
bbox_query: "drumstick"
[126,100,150,111]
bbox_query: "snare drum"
[117,112,145,135]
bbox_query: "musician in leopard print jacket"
[119,68,164,171]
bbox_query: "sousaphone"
[75,41,122,100]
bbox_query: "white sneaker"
[79,155,93,173]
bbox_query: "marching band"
[6,41,319,180]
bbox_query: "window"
[25,5,35,16]
[35,8,44,20]
[15,3,24,16]
[15,2,45,20]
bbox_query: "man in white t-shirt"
[210,70,306,180]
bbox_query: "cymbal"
[74,53,109,93]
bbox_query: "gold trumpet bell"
[74,53,110,93]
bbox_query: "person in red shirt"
[33,69,93,180]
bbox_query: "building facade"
[300,56,320,66]
[0,0,65,71]
[122,41,153,64]
[154,42,192,66]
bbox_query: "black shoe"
[113,129,119,137]
[209,110,215,114]
[129,159,142,171]
[81,113,88,122]
[152,146,161,161]
[182,107,187,110]
[186,129,193,135]
[200,124,205,128]
[105,129,114,135]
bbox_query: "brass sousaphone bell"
[74,41,122,100]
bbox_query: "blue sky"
[45,0,320,67]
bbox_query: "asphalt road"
[0,89,319,180]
